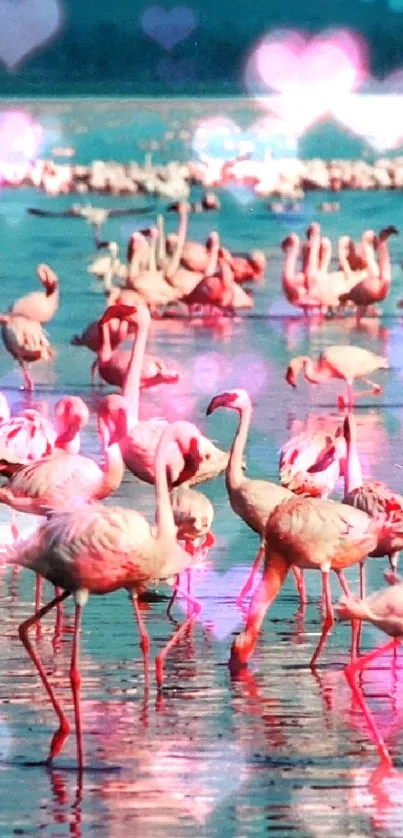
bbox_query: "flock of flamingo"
[0,199,403,776]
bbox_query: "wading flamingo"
[229,494,403,673]
[0,313,54,390]
[337,581,403,766]
[95,306,179,390]
[9,265,59,324]
[4,420,205,770]
[342,413,403,590]
[102,304,229,486]
[206,389,303,603]
[286,345,389,410]
[339,226,399,322]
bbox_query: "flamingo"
[4,420,205,769]
[279,423,346,498]
[95,306,180,389]
[336,581,403,766]
[125,229,178,309]
[0,393,126,518]
[0,313,54,390]
[285,345,389,410]
[99,304,229,486]
[206,389,302,603]
[9,264,59,324]
[229,493,403,673]
[338,226,399,322]
[181,247,253,315]
[281,234,330,312]
[342,413,403,588]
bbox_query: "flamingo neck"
[96,421,125,499]
[227,402,251,491]
[99,323,113,364]
[103,255,117,294]
[221,259,234,293]
[205,239,219,276]
[122,315,149,427]
[377,238,392,292]
[55,424,81,455]
[302,357,328,384]
[344,425,363,496]
[156,215,166,266]
[305,233,320,287]
[234,552,290,664]
[166,209,188,279]
[148,236,158,274]
[154,436,177,542]
[128,245,141,283]
[282,240,299,284]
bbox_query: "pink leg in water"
[70,599,85,773]
[311,570,334,668]
[10,509,19,541]
[20,362,34,391]
[18,591,71,763]
[130,591,150,657]
[155,586,202,688]
[166,574,180,618]
[292,566,307,604]
[236,544,264,606]
[344,638,397,766]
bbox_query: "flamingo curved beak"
[285,365,297,388]
[206,392,238,415]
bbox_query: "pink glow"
[0,112,42,177]
[176,565,262,639]
[192,352,232,393]
[244,29,367,136]
[332,94,403,151]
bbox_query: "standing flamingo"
[342,413,403,588]
[229,494,402,673]
[336,582,403,766]
[100,304,229,486]
[206,389,301,602]
[0,313,54,390]
[9,264,59,324]
[286,345,389,409]
[339,226,399,322]
[4,420,205,769]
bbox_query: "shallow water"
[0,99,403,836]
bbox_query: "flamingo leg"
[18,591,71,763]
[155,585,201,688]
[130,590,150,656]
[236,544,264,606]
[310,570,334,668]
[90,359,99,386]
[70,596,86,773]
[166,574,179,618]
[19,361,34,391]
[389,551,399,578]
[292,566,307,604]
[10,509,19,541]
[344,638,397,766]
[335,569,360,657]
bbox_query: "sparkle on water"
[1,98,403,836]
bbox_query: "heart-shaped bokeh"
[141,5,197,51]
[0,0,63,71]
[332,94,403,152]
[244,29,367,136]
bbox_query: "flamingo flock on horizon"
[0,201,402,776]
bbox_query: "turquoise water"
[0,99,403,836]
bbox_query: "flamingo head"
[281,234,298,252]
[379,225,399,242]
[98,303,149,330]
[285,357,305,388]
[165,233,178,255]
[55,395,90,435]
[0,392,10,423]
[206,388,251,415]
[306,222,320,240]
[97,394,128,446]
[249,250,266,273]
[342,412,358,447]
[37,264,58,293]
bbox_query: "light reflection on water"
[2,102,403,835]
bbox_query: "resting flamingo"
[9,264,59,324]
[286,345,389,410]
[94,306,179,390]
[3,420,205,770]
[0,313,54,390]
[229,493,403,673]
[100,304,229,486]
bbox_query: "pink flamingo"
[339,226,399,322]
[0,393,126,518]
[206,389,304,603]
[281,234,330,312]
[99,304,229,486]
[229,493,403,673]
[0,313,54,390]
[342,413,403,590]
[336,581,403,766]
[286,345,389,410]
[279,423,346,498]
[9,264,59,324]
[181,248,253,315]
[5,420,205,770]
[95,306,180,389]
